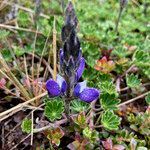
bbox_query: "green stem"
[115,8,123,33]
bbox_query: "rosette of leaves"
[94,56,115,74]
[102,138,125,150]
[101,110,121,131]
[112,129,147,149]
[17,11,31,27]
[72,112,88,132]
[133,50,149,66]
[21,118,32,134]
[67,139,92,150]
[70,99,89,113]
[100,93,120,110]
[44,98,64,122]
[127,112,150,136]
[83,127,99,144]
[0,30,10,39]
[45,127,64,146]
[126,74,141,88]
[132,50,150,78]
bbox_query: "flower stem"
[64,98,70,119]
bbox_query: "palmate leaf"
[142,67,150,79]
[44,98,64,122]
[98,81,118,96]
[0,30,10,39]
[101,110,121,131]
[17,11,31,27]
[1,49,12,62]
[133,50,149,64]
[21,118,32,134]
[83,127,99,143]
[73,112,87,128]
[45,127,65,146]
[128,112,150,136]
[126,74,141,88]
[70,99,89,113]
[100,93,120,110]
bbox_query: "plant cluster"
[0,0,150,149]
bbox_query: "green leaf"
[145,93,150,105]
[126,74,141,88]
[101,110,121,131]
[17,11,31,27]
[44,98,64,122]
[13,46,25,57]
[70,99,89,113]
[98,81,118,96]
[128,112,150,136]
[21,118,32,134]
[73,112,87,128]
[0,30,10,39]
[133,50,149,64]
[83,127,99,143]
[100,93,120,110]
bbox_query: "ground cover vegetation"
[0,0,150,149]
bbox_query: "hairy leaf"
[21,118,32,134]
[126,74,141,88]
[100,93,120,110]
[70,99,89,113]
[101,111,121,130]
[44,98,64,122]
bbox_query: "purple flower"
[46,75,67,97]
[46,76,100,102]
[74,81,100,102]
[46,2,100,104]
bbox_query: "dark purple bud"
[61,1,81,86]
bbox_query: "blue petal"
[74,81,87,97]
[56,75,67,93]
[79,88,100,102]
[76,57,85,80]
[46,79,61,97]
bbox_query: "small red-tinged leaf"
[67,140,81,150]
[94,56,115,74]
[113,144,125,150]
[101,49,113,60]
[73,112,87,128]
[0,78,6,88]
[67,139,89,150]
[23,78,31,89]
[45,127,64,146]
[102,138,113,150]
[116,58,128,65]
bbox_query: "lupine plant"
[45,2,100,117]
